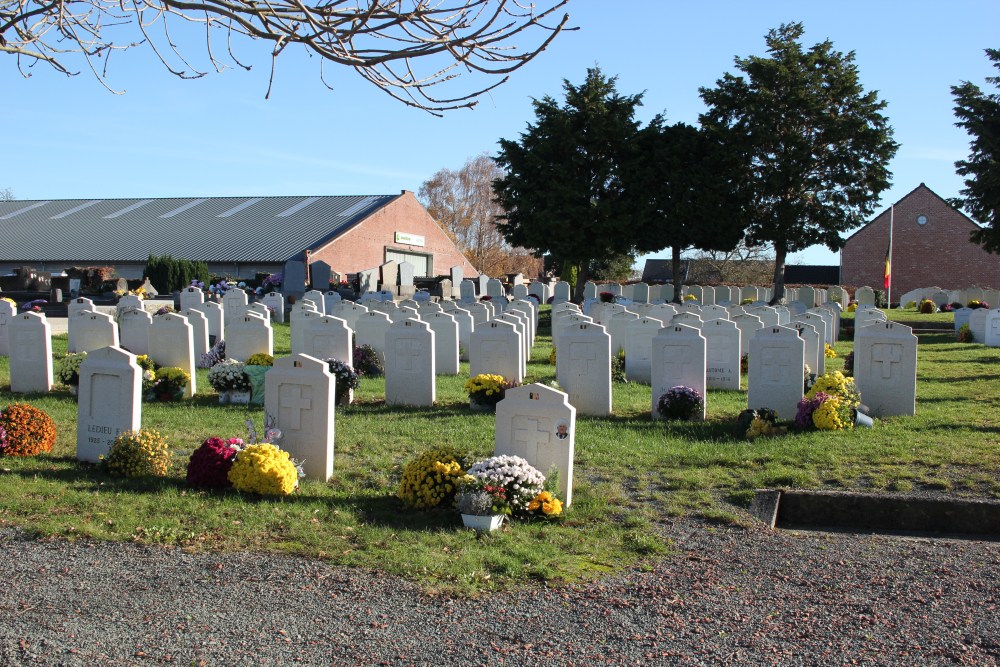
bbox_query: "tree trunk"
[770,241,787,306]
[671,245,683,304]
[572,261,590,304]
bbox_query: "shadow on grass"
[921,374,1000,384]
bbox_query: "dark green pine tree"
[493,67,644,302]
[629,118,747,302]
[699,22,898,303]
[952,48,1000,252]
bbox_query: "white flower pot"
[218,391,230,404]
[229,390,251,405]
[461,514,504,532]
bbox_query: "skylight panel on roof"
[50,200,103,219]
[0,201,51,219]
[160,199,207,218]
[276,197,319,217]
[217,198,262,218]
[104,200,152,218]
[338,197,375,218]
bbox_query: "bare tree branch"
[1,0,572,114]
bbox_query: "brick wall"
[840,183,1000,295]
[307,191,478,279]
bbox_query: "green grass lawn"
[1,307,998,594]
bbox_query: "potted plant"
[455,476,510,532]
[55,352,87,395]
[208,359,251,404]
[656,385,704,421]
[147,366,189,402]
[465,374,516,411]
[243,353,274,405]
[352,344,383,377]
[324,358,360,406]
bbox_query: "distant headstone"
[67,297,95,353]
[732,312,764,357]
[460,280,477,301]
[222,289,249,328]
[181,308,209,359]
[226,314,274,362]
[385,319,436,407]
[358,268,379,293]
[310,260,332,291]
[624,316,665,384]
[477,274,489,296]
[116,294,143,315]
[747,325,804,420]
[529,282,550,303]
[792,321,822,377]
[704,318,741,391]
[954,307,974,333]
[470,319,523,382]
[425,312,460,375]
[76,346,142,463]
[854,321,918,417]
[512,284,529,299]
[328,301,368,332]
[378,260,399,292]
[856,286,876,307]
[487,278,505,300]
[450,266,464,293]
[661,284,675,303]
[985,309,1000,347]
[647,303,678,325]
[701,305,729,322]
[75,311,120,354]
[631,284,651,305]
[931,290,951,307]
[464,301,491,327]
[553,281,571,303]
[148,313,196,397]
[583,281,598,300]
[608,309,639,356]
[969,308,989,343]
[672,311,704,330]
[354,310,393,363]
[9,312,53,393]
[303,290,326,315]
[497,311,530,376]
[302,315,353,364]
[180,286,205,311]
[651,323,707,420]
[193,301,224,346]
[283,260,307,299]
[265,354,335,481]
[398,262,415,288]
[854,308,887,341]
[448,306,474,362]
[289,303,320,355]
[747,306,779,328]
[0,300,14,356]
[495,384,576,506]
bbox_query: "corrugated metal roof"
[0,195,398,263]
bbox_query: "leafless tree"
[420,153,541,276]
[0,187,13,201]
[690,240,775,285]
[1,0,571,114]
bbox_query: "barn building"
[840,183,1000,295]
[0,191,476,283]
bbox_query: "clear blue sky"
[4,1,998,269]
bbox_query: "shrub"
[103,429,170,477]
[151,367,190,398]
[353,344,383,377]
[55,352,87,386]
[918,299,937,314]
[904,300,917,309]
[957,324,975,343]
[740,298,754,305]
[737,408,785,439]
[244,353,274,367]
[208,359,251,392]
[465,454,545,516]
[187,437,240,489]
[145,254,210,293]
[611,350,627,383]
[228,443,299,496]
[656,386,704,421]
[0,404,57,457]
[398,447,468,509]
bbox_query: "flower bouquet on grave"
[736,408,786,440]
[55,352,87,394]
[455,475,511,532]
[208,359,251,404]
[102,428,170,478]
[795,371,864,431]
[599,291,615,303]
[145,366,189,402]
[464,455,545,517]
[656,386,704,421]
[352,344,384,377]
[324,358,360,406]
[199,339,226,369]
[465,374,517,411]
[227,414,303,496]
[187,436,243,489]
[397,446,469,509]
[824,343,837,359]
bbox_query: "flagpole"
[887,205,894,307]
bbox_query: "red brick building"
[840,183,1000,296]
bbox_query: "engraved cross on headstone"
[871,343,901,379]
[662,344,695,376]
[761,347,791,384]
[513,416,551,461]
[569,341,597,375]
[395,338,422,372]
[481,340,505,367]
[279,384,312,430]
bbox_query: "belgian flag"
[883,243,891,290]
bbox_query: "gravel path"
[1,520,998,666]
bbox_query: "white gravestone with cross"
[701,305,729,322]
[732,312,764,357]
[289,302,320,355]
[222,289,249,327]
[118,308,153,356]
[425,312,460,375]
[66,297,95,353]
[75,311,120,354]
[323,291,342,314]
[265,354,335,481]
[9,312,53,393]
[748,325,804,420]
[704,318,741,391]
[624,316,664,385]
[76,346,142,463]
[856,286,876,307]
[262,292,286,324]
[796,313,828,371]
[792,320,822,377]
[558,322,611,416]
[985,309,1000,347]
[444,305,474,361]
[385,319,436,407]
[608,309,639,357]
[148,313,197,397]
[328,301,368,333]
[495,383,576,507]
[302,315,352,364]
[470,319,523,383]
[353,310,393,364]
[179,286,205,311]
[227,313,273,362]
[498,311,530,376]
[969,308,989,343]
[854,308,887,342]
[854,321,918,417]
[303,290,326,315]
[651,323,707,420]
[181,308,210,359]
[193,300,224,346]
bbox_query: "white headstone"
[854,321,918,417]
[797,312,829,369]
[856,286,876,307]
[66,297,95,353]
[672,311,704,330]
[118,309,153,356]
[486,279,505,300]
[529,282,550,303]
[303,315,352,363]
[9,312,53,392]
[290,303,320,355]
[75,311,120,354]
[704,318,741,391]
[984,309,1000,347]
[701,305,729,322]
[557,322,612,416]
[646,303,678,325]
[180,308,210,359]
[624,316,664,384]
[353,310,393,363]
[608,309,640,356]
[511,284,529,299]
[193,300,224,345]
[854,308,887,342]
[302,290,326,314]
[385,319,436,407]
[264,354,335,481]
[262,292,285,324]
[582,281,598,300]
[116,294,143,316]
[747,326,804,420]
[553,281,571,303]
[554,314,593,352]
[807,307,836,345]
[954,307,974,333]
[732,312,764,357]
[651,323,707,420]
[495,384,576,506]
[76,346,142,463]
[328,301,368,332]
[498,311,530,376]
[447,306,474,362]
[464,301,491,327]
[148,313,196,397]
[0,301,14,356]
[470,319,524,383]
[222,289,249,327]
[425,312,460,375]
[747,306,779,328]
[460,280,477,301]
[792,320,822,377]
[969,308,990,343]
[180,286,205,311]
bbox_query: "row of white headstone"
[577,282,851,309]
[896,285,1000,310]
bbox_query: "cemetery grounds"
[0,307,998,596]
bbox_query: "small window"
[916,214,928,226]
